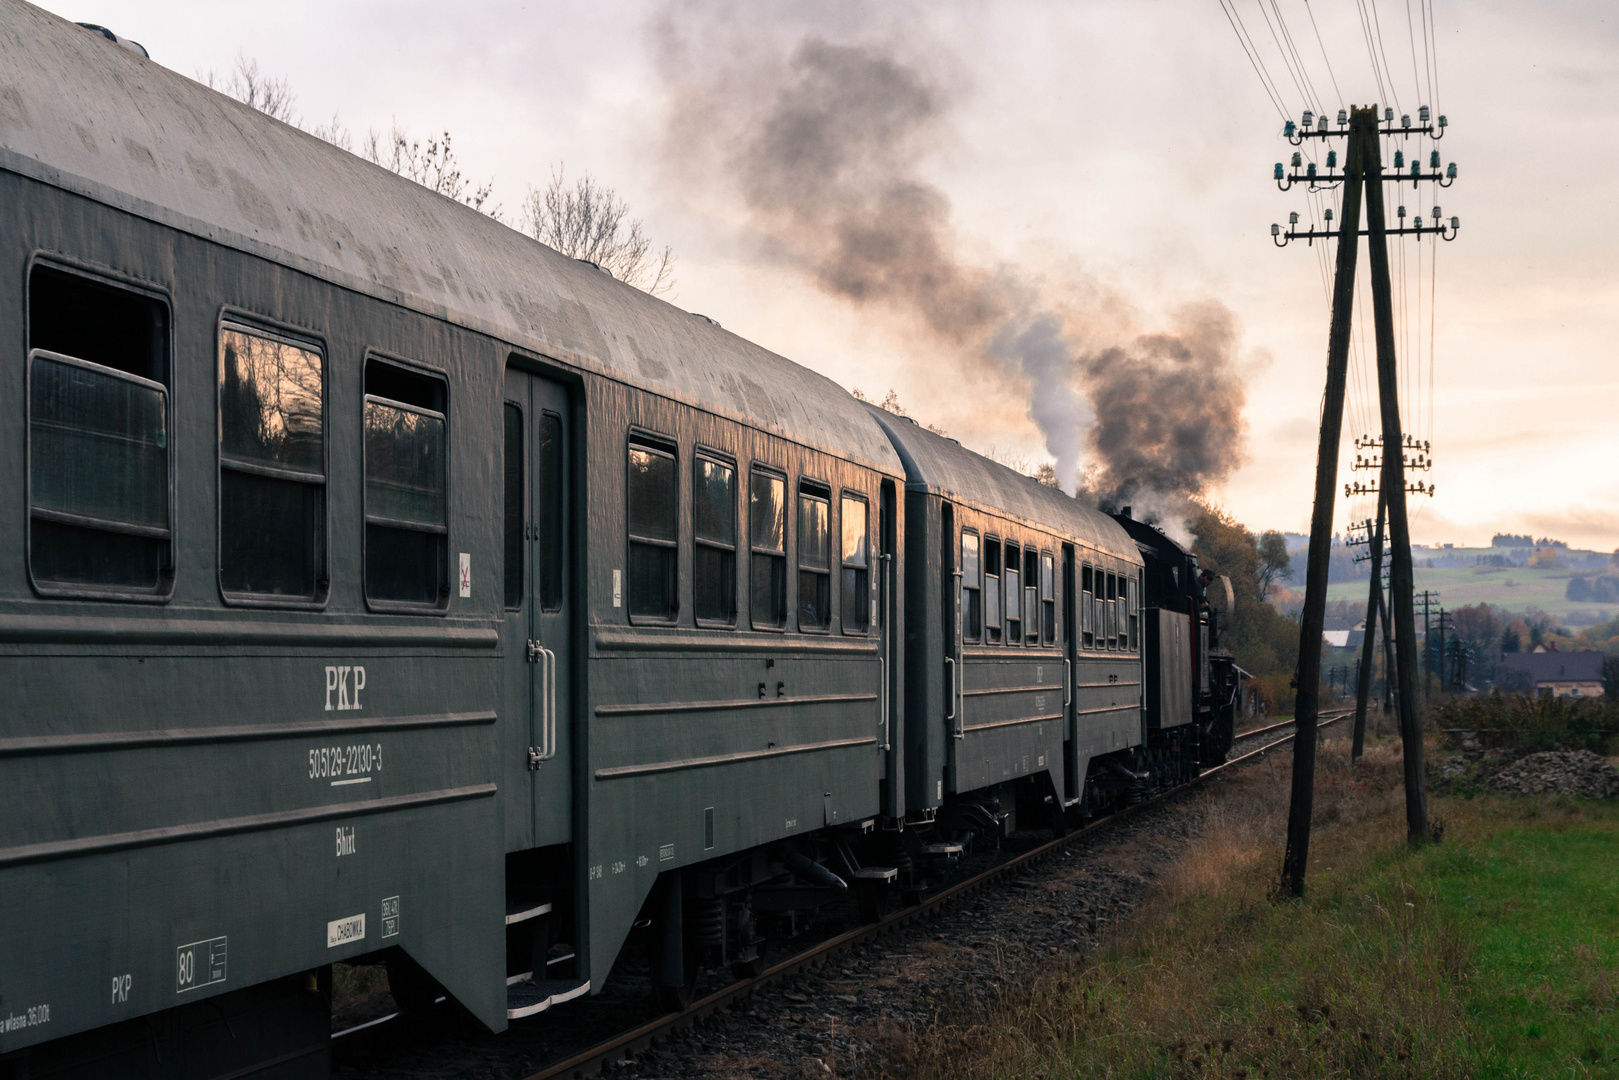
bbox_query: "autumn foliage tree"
[1191,505,1300,713]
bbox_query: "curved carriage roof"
[865,407,1139,565]
[0,0,901,474]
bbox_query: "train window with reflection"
[627,436,677,621]
[1081,565,1094,649]
[27,264,172,597]
[1106,571,1119,648]
[1024,549,1040,646]
[960,529,982,642]
[1126,575,1139,651]
[503,403,523,610]
[749,468,787,629]
[841,494,869,634]
[984,537,1002,643]
[218,324,326,604]
[363,359,448,609]
[1005,543,1022,644]
[797,481,831,632]
[1041,552,1056,644]
[693,453,737,625]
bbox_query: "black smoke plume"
[658,17,1247,521]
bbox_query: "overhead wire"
[1217,0,1292,123]
[1353,0,1391,110]
[1301,0,1344,109]
[1366,0,1403,113]
[1263,0,1325,114]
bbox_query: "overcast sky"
[38,0,1619,549]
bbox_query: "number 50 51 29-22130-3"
[308,743,382,784]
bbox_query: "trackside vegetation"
[871,739,1619,1079]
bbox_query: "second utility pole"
[1361,111,1429,845]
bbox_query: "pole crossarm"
[1276,169,1456,193]
[1275,222,1459,245]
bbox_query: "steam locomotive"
[0,5,1241,1076]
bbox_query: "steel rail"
[516,712,1348,1080]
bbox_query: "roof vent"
[76,23,149,59]
[574,258,613,278]
[690,313,720,327]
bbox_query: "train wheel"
[385,951,443,1014]
[654,953,699,1012]
[730,954,766,980]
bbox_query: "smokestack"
[1120,506,1132,520]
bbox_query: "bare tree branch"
[521,166,675,296]
[364,122,501,218]
[201,54,299,125]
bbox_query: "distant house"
[1496,649,1606,698]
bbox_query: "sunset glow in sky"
[38,0,1619,548]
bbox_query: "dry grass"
[859,736,1487,1080]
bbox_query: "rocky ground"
[1438,745,1619,800]
[607,796,1206,1080]
[1487,750,1619,799]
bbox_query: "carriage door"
[502,369,574,850]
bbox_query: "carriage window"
[693,454,736,624]
[536,414,563,611]
[984,537,1002,643]
[363,360,447,607]
[1106,571,1119,649]
[28,266,172,595]
[960,529,981,642]
[1024,549,1040,646]
[841,494,869,633]
[750,468,787,629]
[1081,565,1094,649]
[797,481,831,632]
[1005,543,1022,644]
[503,403,523,609]
[1126,575,1139,651]
[627,438,677,621]
[1041,552,1056,644]
[219,326,325,602]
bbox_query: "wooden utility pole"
[1280,110,1366,897]
[1274,103,1453,888]
[1351,492,1386,759]
[1361,117,1429,845]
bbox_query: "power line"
[1403,0,1426,109]
[1301,0,1345,107]
[1217,0,1291,122]
[1426,0,1442,116]
[1353,0,1391,109]
[1264,0,1325,114]
[1367,0,1403,113]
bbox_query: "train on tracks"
[0,5,1243,1076]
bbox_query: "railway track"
[334,712,1343,1080]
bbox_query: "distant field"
[1326,560,1619,622]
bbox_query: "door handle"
[944,656,956,724]
[878,654,889,751]
[1064,659,1072,707]
[545,646,558,761]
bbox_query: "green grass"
[1325,563,1618,621]
[1427,811,1619,1075]
[871,743,1619,1080]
